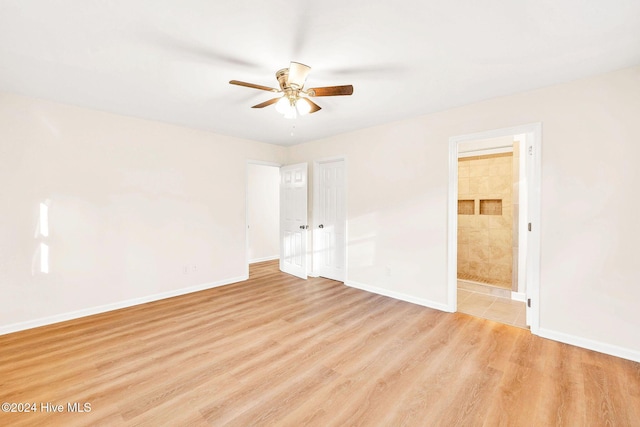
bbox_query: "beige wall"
[0,92,286,331]
[2,65,639,360]
[247,164,280,262]
[287,65,640,359]
[457,153,513,288]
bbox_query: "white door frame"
[447,123,542,334]
[312,156,348,281]
[245,159,281,279]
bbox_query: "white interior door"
[280,163,308,279]
[315,159,346,281]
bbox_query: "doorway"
[246,159,347,283]
[246,160,310,280]
[246,161,280,275]
[457,138,524,327]
[448,124,541,333]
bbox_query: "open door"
[280,163,308,279]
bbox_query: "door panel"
[280,163,308,279]
[315,160,346,281]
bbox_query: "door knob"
[299,225,309,229]
[319,224,324,228]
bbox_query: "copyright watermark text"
[2,402,91,413]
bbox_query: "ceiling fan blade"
[288,62,311,88]
[251,97,282,108]
[305,98,322,114]
[229,80,279,92]
[308,85,354,97]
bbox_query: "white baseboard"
[0,274,248,336]
[345,280,453,312]
[248,255,279,264]
[345,281,639,363]
[511,291,526,302]
[537,327,640,363]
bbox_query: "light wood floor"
[1,260,638,426]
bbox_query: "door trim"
[447,123,542,334]
[312,156,348,281]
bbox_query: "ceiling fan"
[229,62,354,118]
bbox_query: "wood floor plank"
[0,259,638,426]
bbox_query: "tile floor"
[457,281,527,329]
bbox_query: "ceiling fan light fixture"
[275,96,290,114]
[296,97,311,116]
[288,62,311,89]
[276,96,297,119]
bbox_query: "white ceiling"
[1,1,639,146]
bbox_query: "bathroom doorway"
[457,137,524,326]
[448,124,541,332]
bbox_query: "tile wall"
[458,152,513,288]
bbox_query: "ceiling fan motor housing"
[276,68,290,90]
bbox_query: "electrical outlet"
[192,265,197,273]
[183,265,188,274]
